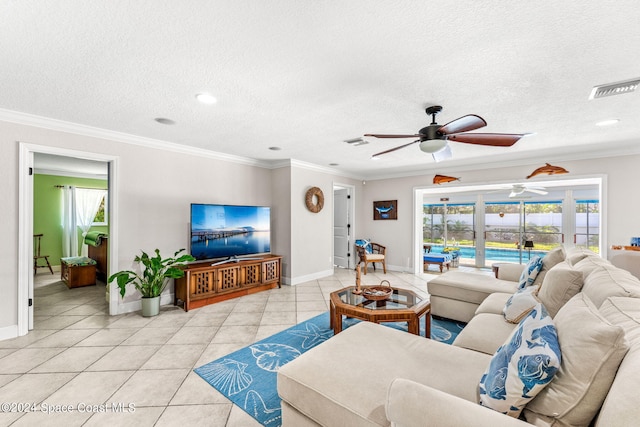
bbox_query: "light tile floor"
[0,267,459,427]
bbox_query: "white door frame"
[18,142,119,336]
[333,182,355,269]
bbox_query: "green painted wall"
[33,174,108,267]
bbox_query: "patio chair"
[355,241,387,274]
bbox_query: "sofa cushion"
[278,321,491,427]
[518,256,543,290]
[564,247,594,266]
[479,303,561,418]
[453,313,518,355]
[581,264,640,308]
[503,286,540,323]
[536,261,583,318]
[596,297,640,426]
[524,293,629,427]
[531,246,567,288]
[428,272,519,305]
[476,292,512,316]
[572,255,610,277]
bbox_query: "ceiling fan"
[489,184,549,198]
[365,105,528,162]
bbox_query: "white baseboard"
[0,324,19,341]
[284,269,334,286]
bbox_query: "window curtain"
[61,186,77,258]
[75,188,107,257]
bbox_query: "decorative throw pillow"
[523,294,629,427]
[355,239,372,253]
[536,261,583,317]
[503,286,540,323]
[479,303,561,418]
[518,256,544,290]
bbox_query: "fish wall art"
[526,163,569,179]
[433,175,461,185]
[373,200,397,220]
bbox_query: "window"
[575,200,599,253]
[92,193,108,226]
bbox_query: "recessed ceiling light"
[595,119,620,127]
[268,146,281,151]
[195,93,218,105]
[154,117,175,125]
[329,163,339,166]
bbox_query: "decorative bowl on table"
[362,280,393,301]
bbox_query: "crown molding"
[268,158,361,180]
[0,108,271,169]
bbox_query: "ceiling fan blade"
[371,140,420,158]
[525,188,548,195]
[364,133,422,139]
[446,133,525,147]
[438,115,487,134]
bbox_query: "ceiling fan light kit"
[365,105,526,160]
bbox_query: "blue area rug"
[194,312,465,427]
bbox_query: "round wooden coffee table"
[329,286,431,338]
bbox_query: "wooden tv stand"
[174,254,282,312]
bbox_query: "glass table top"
[334,286,424,311]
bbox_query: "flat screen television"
[190,203,271,262]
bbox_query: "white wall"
[0,119,273,335]
[289,162,362,284]
[270,165,292,280]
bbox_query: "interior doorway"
[333,184,355,269]
[18,143,118,336]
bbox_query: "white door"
[333,188,350,268]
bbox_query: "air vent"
[589,78,640,100]
[344,137,368,146]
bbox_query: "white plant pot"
[141,296,160,317]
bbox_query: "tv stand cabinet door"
[262,258,281,284]
[216,265,241,292]
[189,270,216,300]
[241,262,262,287]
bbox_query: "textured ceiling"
[3,1,640,179]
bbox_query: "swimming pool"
[427,245,547,264]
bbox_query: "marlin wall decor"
[373,200,397,220]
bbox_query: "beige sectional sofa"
[277,247,640,426]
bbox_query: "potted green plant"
[108,248,195,317]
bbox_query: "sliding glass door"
[575,200,600,253]
[423,203,475,263]
[484,201,563,266]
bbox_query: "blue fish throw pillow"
[355,239,372,253]
[479,303,561,418]
[518,256,544,290]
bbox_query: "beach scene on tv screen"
[191,204,271,260]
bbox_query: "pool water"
[427,245,547,264]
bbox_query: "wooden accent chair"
[356,242,387,275]
[34,233,54,275]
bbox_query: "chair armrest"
[371,243,386,254]
[385,378,531,427]
[497,263,525,282]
